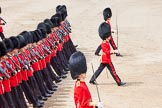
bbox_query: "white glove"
[114,50,119,54]
[98,102,104,108]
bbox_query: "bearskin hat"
[56,5,68,18]
[44,19,54,28]
[98,22,111,40]
[3,38,14,53]
[19,31,31,45]
[17,35,27,49]
[103,7,112,21]
[0,41,7,56]
[50,15,61,27]
[40,29,47,38]
[69,51,87,80]
[9,36,20,49]
[37,22,51,35]
[33,29,42,42]
[56,5,62,13]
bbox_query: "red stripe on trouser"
[110,37,117,50]
[108,62,121,84]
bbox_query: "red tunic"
[1,63,11,93]
[101,40,112,63]
[0,19,3,32]
[23,51,33,77]
[31,61,40,72]
[12,55,22,84]
[74,81,93,108]
[0,81,4,95]
[18,54,28,81]
[5,58,19,87]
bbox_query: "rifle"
[0,64,10,79]
[27,48,38,62]
[91,63,101,102]
[63,21,71,33]
[22,56,34,72]
[28,47,44,60]
[64,19,71,27]
[46,38,57,49]
[116,10,119,50]
[6,54,21,72]
[15,53,28,70]
[3,61,17,76]
[62,24,71,34]
[55,30,64,42]
[24,50,37,64]
[51,33,59,46]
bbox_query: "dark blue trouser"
[90,62,121,85]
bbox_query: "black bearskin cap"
[17,35,27,49]
[19,31,31,45]
[56,5,62,12]
[40,29,47,38]
[56,5,68,18]
[33,29,42,42]
[28,31,34,44]
[98,22,111,40]
[37,22,46,31]
[3,38,14,53]
[37,22,51,35]
[0,41,7,56]
[44,23,51,34]
[103,7,112,21]
[50,15,61,27]
[44,19,54,28]
[69,51,87,80]
[9,36,20,49]
[31,30,38,43]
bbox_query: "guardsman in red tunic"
[89,22,126,86]
[38,21,62,83]
[0,7,6,40]
[3,38,28,108]
[33,29,55,94]
[9,36,28,108]
[95,7,123,57]
[51,13,69,72]
[56,5,77,53]
[0,41,9,108]
[50,16,68,78]
[0,41,15,108]
[69,51,102,108]
[17,34,44,108]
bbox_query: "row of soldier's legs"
[41,68,56,91]
[68,38,77,53]
[57,51,69,70]
[90,62,121,85]
[0,94,8,108]
[4,92,15,108]
[50,56,67,77]
[63,42,72,60]
[17,85,28,108]
[46,63,61,83]
[11,86,27,108]
[21,80,40,106]
[33,71,51,97]
[28,76,42,100]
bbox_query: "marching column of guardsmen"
[0,5,76,108]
